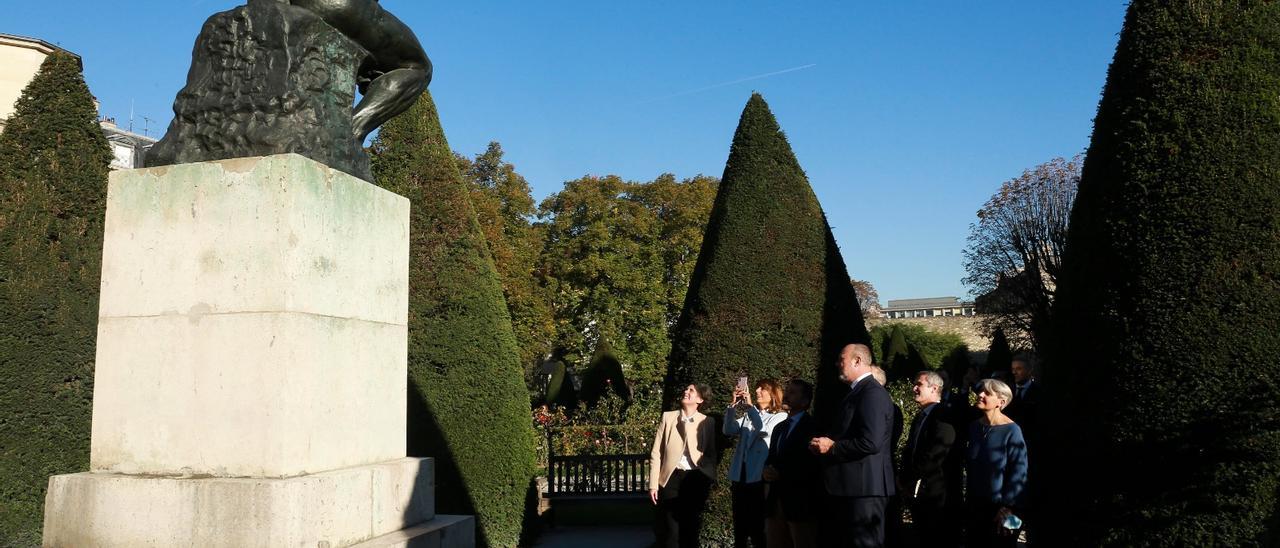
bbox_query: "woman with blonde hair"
[965,378,1028,548]
[724,379,787,548]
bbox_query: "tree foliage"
[0,51,111,545]
[370,91,536,548]
[1043,2,1280,545]
[456,143,555,387]
[851,278,881,319]
[964,156,1080,350]
[535,173,716,400]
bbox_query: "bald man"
[809,344,896,547]
[289,0,432,140]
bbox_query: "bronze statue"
[145,0,431,180]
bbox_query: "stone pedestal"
[42,155,473,547]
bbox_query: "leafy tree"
[370,91,536,548]
[629,173,719,328]
[0,51,111,545]
[964,157,1080,350]
[578,340,631,408]
[851,278,881,319]
[456,143,555,387]
[662,93,868,543]
[984,327,1013,377]
[1044,2,1280,544]
[536,173,715,400]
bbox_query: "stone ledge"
[350,515,476,548]
[43,458,434,548]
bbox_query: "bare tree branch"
[963,156,1081,350]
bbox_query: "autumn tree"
[851,279,881,319]
[963,156,1080,350]
[535,173,716,401]
[457,142,555,386]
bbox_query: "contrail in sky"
[638,63,818,105]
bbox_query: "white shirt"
[850,371,874,389]
[676,413,696,470]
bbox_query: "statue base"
[41,155,472,546]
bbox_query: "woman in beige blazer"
[650,383,717,548]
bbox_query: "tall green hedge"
[1044,2,1280,545]
[370,91,536,548]
[0,51,111,546]
[663,93,867,544]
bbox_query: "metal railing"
[546,453,649,497]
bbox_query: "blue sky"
[7,1,1128,303]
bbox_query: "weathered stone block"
[43,458,434,548]
[89,154,409,478]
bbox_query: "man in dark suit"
[901,371,958,547]
[810,343,896,548]
[763,379,821,548]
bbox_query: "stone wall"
[867,315,990,350]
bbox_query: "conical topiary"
[983,328,1012,378]
[664,93,868,411]
[543,360,578,410]
[0,51,111,544]
[578,340,631,407]
[1044,2,1280,545]
[882,325,910,380]
[370,91,536,548]
[663,93,868,545]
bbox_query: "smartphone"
[736,376,749,392]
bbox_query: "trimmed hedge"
[578,341,631,407]
[543,359,578,409]
[663,93,868,544]
[0,52,111,545]
[1044,2,1280,545]
[983,327,1012,377]
[371,91,536,548]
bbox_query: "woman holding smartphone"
[724,378,787,548]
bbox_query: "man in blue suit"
[809,343,896,548]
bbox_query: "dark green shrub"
[578,341,631,408]
[0,51,111,545]
[371,91,536,548]
[881,325,909,376]
[983,328,1012,377]
[543,360,579,410]
[663,93,868,544]
[1044,2,1280,545]
[869,322,967,368]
